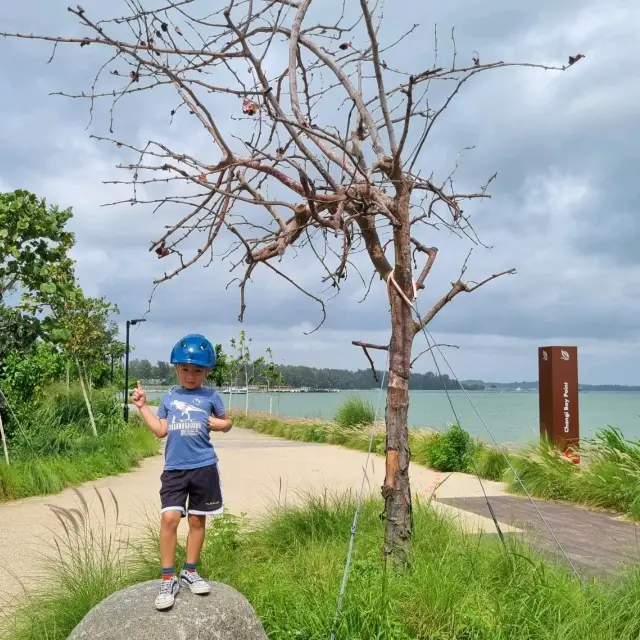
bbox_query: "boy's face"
[175,364,209,389]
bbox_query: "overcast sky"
[1,0,638,384]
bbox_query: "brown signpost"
[538,346,580,450]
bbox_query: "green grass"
[334,394,375,429]
[0,423,158,502]
[0,384,159,502]
[7,489,640,640]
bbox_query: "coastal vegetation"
[6,489,640,640]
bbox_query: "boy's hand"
[131,380,147,409]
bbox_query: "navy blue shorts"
[160,463,223,517]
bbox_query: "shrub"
[425,423,476,472]
[334,394,375,429]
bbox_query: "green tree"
[0,304,40,377]
[258,347,284,415]
[55,290,119,436]
[137,359,153,381]
[209,344,229,389]
[229,331,263,414]
[0,190,75,311]
[155,360,173,384]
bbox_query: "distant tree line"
[129,356,640,392]
[128,358,485,391]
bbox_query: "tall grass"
[0,385,159,502]
[0,424,158,502]
[334,394,375,429]
[1,489,154,640]
[7,489,640,639]
[506,426,640,519]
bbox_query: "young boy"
[131,333,232,610]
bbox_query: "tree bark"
[0,412,9,466]
[382,179,415,566]
[76,358,98,437]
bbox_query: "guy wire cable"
[414,307,583,582]
[330,347,389,640]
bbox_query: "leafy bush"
[425,423,476,472]
[0,342,65,403]
[0,383,159,502]
[334,394,375,429]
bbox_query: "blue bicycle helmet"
[170,334,216,368]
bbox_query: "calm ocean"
[146,389,640,445]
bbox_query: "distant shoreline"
[140,386,640,394]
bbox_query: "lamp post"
[124,318,146,422]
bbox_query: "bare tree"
[1,0,583,564]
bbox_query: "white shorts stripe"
[161,506,186,514]
[188,507,225,517]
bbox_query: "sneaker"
[180,569,211,595]
[155,576,180,610]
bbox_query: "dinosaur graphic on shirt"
[170,399,209,421]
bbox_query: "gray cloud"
[1,0,639,384]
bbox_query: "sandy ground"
[0,422,518,609]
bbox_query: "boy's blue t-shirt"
[156,386,226,471]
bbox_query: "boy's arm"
[139,404,168,438]
[208,393,232,433]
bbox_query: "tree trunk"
[382,180,415,566]
[244,369,249,415]
[76,358,98,437]
[0,412,9,466]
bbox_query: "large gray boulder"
[67,580,268,639]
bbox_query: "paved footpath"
[0,423,513,608]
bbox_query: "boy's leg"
[185,514,207,567]
[157,470,188,610]
[179,464,223,595]
[160,510,182,569]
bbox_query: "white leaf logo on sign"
[560,350,570,361]
[542,350,548,361]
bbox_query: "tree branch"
[414,253,516,333]
[411,238,438,290]
[410,344,459,368]
[352,340,388,382]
